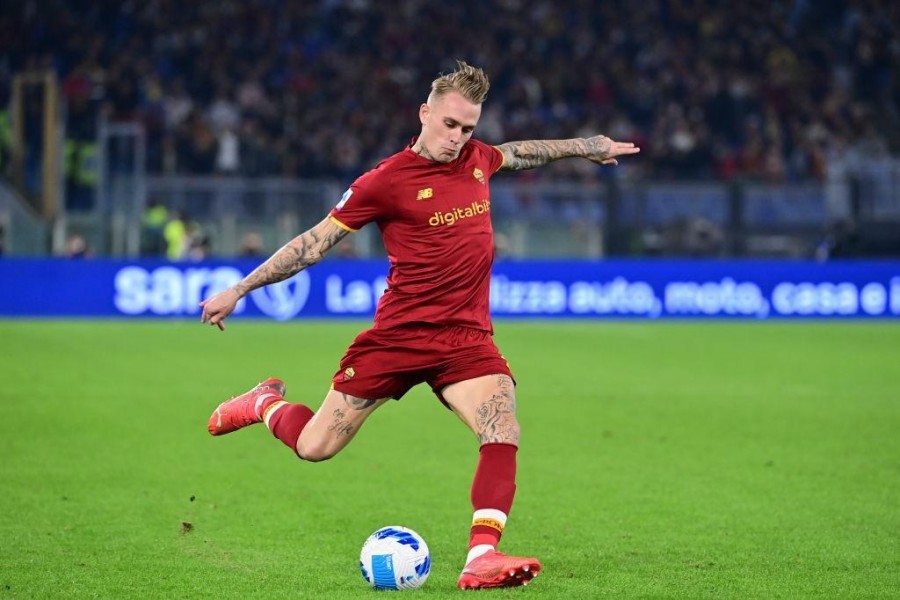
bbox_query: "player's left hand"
[583,135,641,166]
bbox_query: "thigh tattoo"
[327,408,354,437]
[474,375,520,444]
[341,393,377,410]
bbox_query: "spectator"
[64,234,91,259]
[141,197,169,257]
[1,1,896,182]
[163,210,188,261]
[188,233,213,262]
[238,231,265,257]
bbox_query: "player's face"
[418,92,481,163]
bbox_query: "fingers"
[199,301,226,331]
[199,292,232,331]
[202,308,226,330]
[589,138,641,165]
[612,142,640,156]
[595,141,640,166]
[203,312,226,331]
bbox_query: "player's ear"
[419,103,430,125]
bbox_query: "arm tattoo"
[341,393,377,410]
[496,136,614,171]
[496,139,587,171]
[233,218,349,296]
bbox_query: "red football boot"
[207,378,285,436]
[457,550,541,590]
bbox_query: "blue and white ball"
[359,526,431,590]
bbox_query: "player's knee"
[480,418,520,445]
[295,438,339,463]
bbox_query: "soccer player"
[200,61,639,589]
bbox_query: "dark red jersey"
[329,138,504,332]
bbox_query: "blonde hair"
[429,60,490,105]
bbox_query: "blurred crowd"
[1,0,898,185]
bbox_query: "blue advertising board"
[0,258,898,320]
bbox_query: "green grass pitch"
[1,320,898,599]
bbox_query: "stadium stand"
[1,0,898,257]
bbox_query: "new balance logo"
[416,188,433,201]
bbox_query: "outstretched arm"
[495,135,640,171]
[199,216,349,330]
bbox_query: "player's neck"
[411,141,438,162]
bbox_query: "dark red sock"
[469,443,518,549]
[266,403,314,455]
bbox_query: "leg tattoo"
[327,408,354,437]
[341,393,377,410]
[474,376,520,445]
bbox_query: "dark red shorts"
[331,324,514,403]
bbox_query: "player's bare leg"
[293,389,389,462]
[208,380,387,463]
[442,374,542,589]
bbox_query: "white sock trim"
[472,508,508,527]
[263,400,288,428]
[255,392,280,415]
[466,544,494,566]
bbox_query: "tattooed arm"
[200,216,349,330]
[495,135,640,171]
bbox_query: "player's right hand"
[583,135,641,166]
[199,287,241,331]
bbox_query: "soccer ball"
[359,526,431,590]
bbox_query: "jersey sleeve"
[473,138,505,176]
[328,169,386,232]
